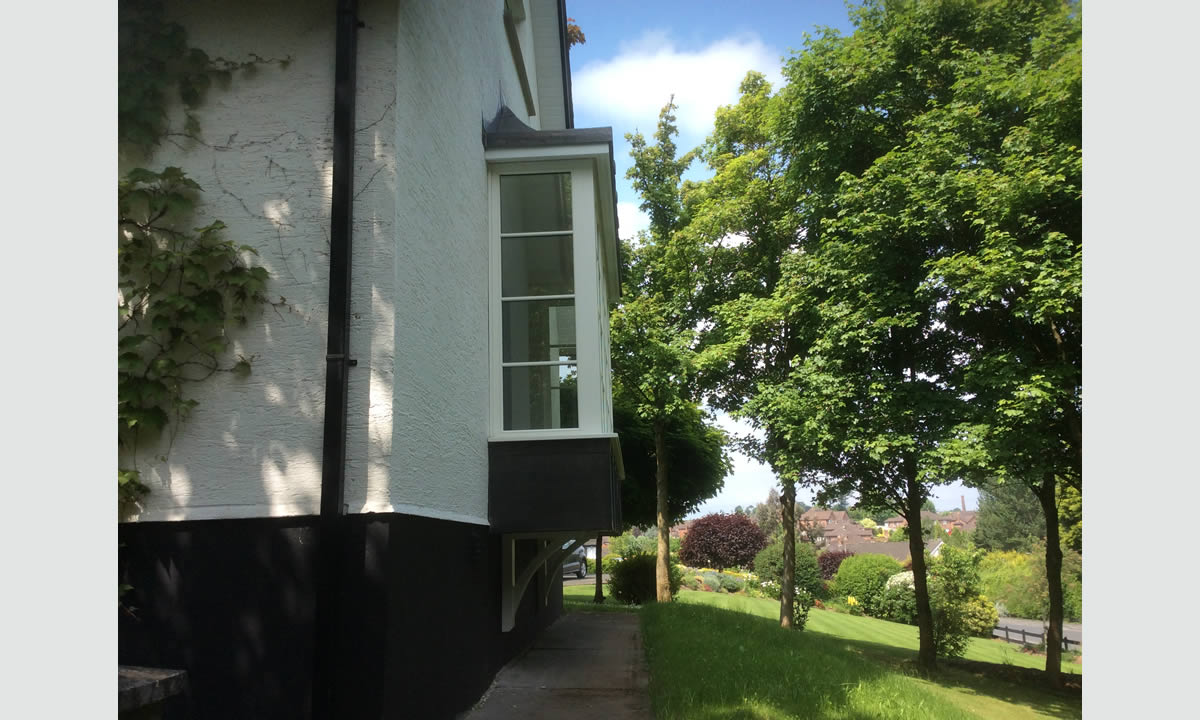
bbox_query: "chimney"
[961,495,966,512]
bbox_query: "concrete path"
[464,613,654,720]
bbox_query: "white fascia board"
[484,143,611,163]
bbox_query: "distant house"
[819,521,875,550]
[835,539,945,562]
[881,511,942,532]
[799,508,852,528]
[939,511,978,533]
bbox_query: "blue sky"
[565,1,979,515]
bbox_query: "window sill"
[488,431,617,443]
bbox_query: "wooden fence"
[992,624,1081,651]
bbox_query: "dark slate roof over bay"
[483,105,612,149]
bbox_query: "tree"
[974,480,1047,552]
[688,71,811,629]
[614,99,705,603]
[1057,484,1082,554]
[913,1,1082,685]
[759,1,1082,672]
[678,513,768,571]
[565,18,585,48]
[614,390,729,530]
[753,487,782,538]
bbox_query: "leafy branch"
[117,167,272,510]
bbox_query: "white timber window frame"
[488,157,612,441]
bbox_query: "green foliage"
[752,488,783,538]
[614,392,729,529]
[977,543,1081,623]
[117,2,285,514]
[878,572,918,625]
[1057,483,1082,553]
[963,595,1000,638]
[586,555,618,575]
[608,531,659,558]
[118,167,271,508]
[119,0,291,156]
[752,539,824,601]
[832,554,903,616]
[926,544,987,658]
[609,553,683,605]
[978,550,1041,619]
[974,481,1047,552]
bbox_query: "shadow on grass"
[640,603,962,720]
[798,622,1081,715]
[643,602,1081,720]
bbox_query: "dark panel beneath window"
[488,437,622,534]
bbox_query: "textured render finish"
[122,0,336,521]
[386,1,531,525]
[122,1,546,524]
[343,0,399,515]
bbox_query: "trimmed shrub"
[719,573,745,593]
[586,555,617,575]
[752,539,824,600]
[609,552,683,605]
[927,544,984,658]
[818,550,855,580]
[878,571,918,625]
[963,594,999,637]
[679,513,768,571]
[831,554,903,616]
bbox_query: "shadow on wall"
[118,515,326,718]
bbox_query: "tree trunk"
[779,479,796,628]
[1037,473,1064,688]
[907,478,937,671]
[653,419,672,603]
[593,533,604,603]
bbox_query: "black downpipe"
[313,0,358,717]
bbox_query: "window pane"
[501,235,574,296]
[500,173,572,233]
[503,364,579,430]
[503,300,577,362]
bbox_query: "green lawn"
[673,591,1080,675]
[565,586,1081,719]
[563,583,633,613]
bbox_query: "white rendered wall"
[123,0,545,524]
[121,0,336,521]
[376,0,534,525]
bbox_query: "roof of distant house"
[832,539,945,561]
[800,508,851,523]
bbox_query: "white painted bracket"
[500,532,591,632]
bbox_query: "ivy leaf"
[232,359,252,378]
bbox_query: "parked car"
[562,543,587,578]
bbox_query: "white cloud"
[574,30,785,148]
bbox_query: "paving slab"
[465,612,654,720]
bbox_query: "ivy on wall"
[118,0,286,510]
